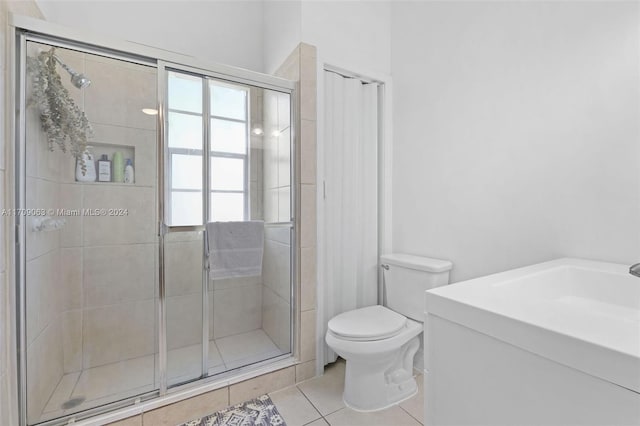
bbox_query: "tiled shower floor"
[38,329,284,422]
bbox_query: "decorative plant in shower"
[27,48,94,174]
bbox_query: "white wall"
[35,0,265,72]
[262,0,301,75]
[391,1,640,282]
[300,0,391,75]
[263,0,391,76]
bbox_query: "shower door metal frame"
[158,60,298,389]
[11,13,298,426]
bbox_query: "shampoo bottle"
[124,159,134,184]
[112,152,124,183]
[97,154,111,182]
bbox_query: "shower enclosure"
[14,19,296,426]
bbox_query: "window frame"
[166,76,250,226]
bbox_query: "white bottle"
[124,159,134,184]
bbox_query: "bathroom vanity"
[424,258,640,425]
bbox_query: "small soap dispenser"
[76,146,97,182]
[124,159,135,184]
[97,154,111,182]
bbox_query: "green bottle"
[112,151,124,183]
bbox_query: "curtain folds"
[321,71,379,366]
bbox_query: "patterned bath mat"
[180,395,286,426]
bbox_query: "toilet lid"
[328,305,407,341]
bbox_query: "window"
[167,72,248,226]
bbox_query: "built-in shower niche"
[74,143,135,184]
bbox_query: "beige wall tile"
[83,299,155,368]
[26,178,60,260]
[84,59,156,131]
[165,239,203,297]
[166,293,202,350]
[229,366,295,405]
[296,360,317,383]
[27,251,61,339]
[300,85,317,123]
[262,286,291,352]
[263,238,291,301]
[59,183,83,247]
[300,43,317,59]
[300,119,317,185]
[26,322,63,423]
[107,415,142,426]
[62,309,83,373]
[83,244,155,307]
[82,186,156,246]
[61,247,82,310]
[143,388,228,426]
[300,309,316,362]
[265,225,290,245]
[301,246,317,312]
[277,93,291,132]
[212,274,261,291]
[275,46,301,81]
[264,188,279,223]
[300,184,316,248]
[213,283,262,339]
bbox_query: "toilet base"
[343,384,418,413]
[341,336,420,412]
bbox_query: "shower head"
[54,55,91,89]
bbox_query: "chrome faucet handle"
[629,263,640,278]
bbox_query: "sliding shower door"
[163,67,294,386]
[20,40,159,425]
[16,25,295,426]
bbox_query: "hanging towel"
[206,221,265,280]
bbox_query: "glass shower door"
[22,40,159,425]
[163,68,294,384]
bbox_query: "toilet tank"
[380,253,453,322]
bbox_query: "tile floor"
[38,329,285,423]
[268,359,424,426]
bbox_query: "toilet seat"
[328,305,407,341]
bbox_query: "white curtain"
[320,70,379,366]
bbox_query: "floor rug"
[180,395,286,426]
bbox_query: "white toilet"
[325,253,452,412]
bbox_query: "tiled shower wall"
[273,43,318,383]
[22,44,158,422]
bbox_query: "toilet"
[325,253,452,412]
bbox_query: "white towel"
[206,221,264,280]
